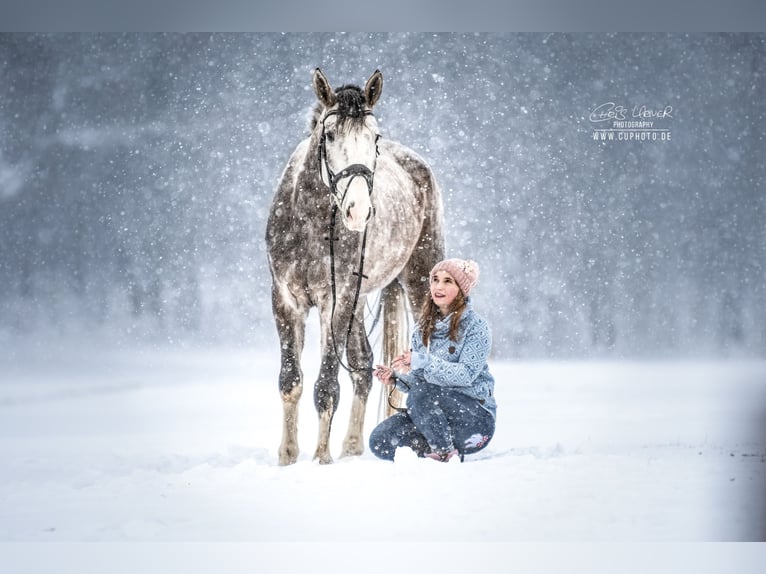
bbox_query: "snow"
[1,33,765,571]
[2,343,765,548]
[2,34,765,360]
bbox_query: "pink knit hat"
[430,258,480,296]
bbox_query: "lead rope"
[385,334,430,415]
[327,203,370,374]
[385,337,429,414]
[387,375,409,414]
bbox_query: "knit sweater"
[395,301,497,418]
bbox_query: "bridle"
[317,108,378,209]
[317,107,380,373]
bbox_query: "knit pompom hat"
[430,258,480,296]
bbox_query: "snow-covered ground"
[1,340,766,570]
[2,340,765,542]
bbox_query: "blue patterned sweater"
[395,301,497,418]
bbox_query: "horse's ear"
[313,68,336,108]
[365,70,383,108]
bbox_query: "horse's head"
[313,68,383,233]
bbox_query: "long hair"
[418,288,467,347]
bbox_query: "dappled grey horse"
[266,69,445,465]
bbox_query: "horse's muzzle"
[334,165,374,232]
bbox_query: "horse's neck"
[294,166,329,213]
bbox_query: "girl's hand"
[391,351,412,374]
[373,364,395,386]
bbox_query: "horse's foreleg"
[280,379,302,466]
[273,288,308,466]
[313,351,340,464]
[313,302,354,464]
[341,315,373,457]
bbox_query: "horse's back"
[379,140,439,190]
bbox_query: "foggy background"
[0,32,764,359]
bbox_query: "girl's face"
[430,270,461,314]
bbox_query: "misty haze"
[1,33,763,359]
[2,33,766,548]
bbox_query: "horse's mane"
[308,84,368,133]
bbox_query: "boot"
[424,448,459,462]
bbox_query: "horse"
[266,68,445,465]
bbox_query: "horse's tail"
[376,279,410,423]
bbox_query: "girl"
[369,258,496,462]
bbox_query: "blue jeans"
[369,382,495,461]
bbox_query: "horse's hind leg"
[341,312,373,457]
[272,285,308,466]
[401,220,444,313]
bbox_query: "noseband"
[317,109,378,208]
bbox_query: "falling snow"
[0,33,763,359]
[1,35,765,566]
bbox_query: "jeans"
[369,382,495,461]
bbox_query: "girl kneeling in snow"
[369,258,496,462]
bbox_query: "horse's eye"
[325,131,335,143]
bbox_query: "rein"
[319,108,377,373]
[326,203,370,373]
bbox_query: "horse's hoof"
[341,440,364,458]
[278,446,299,466]
[313,451,334,465]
